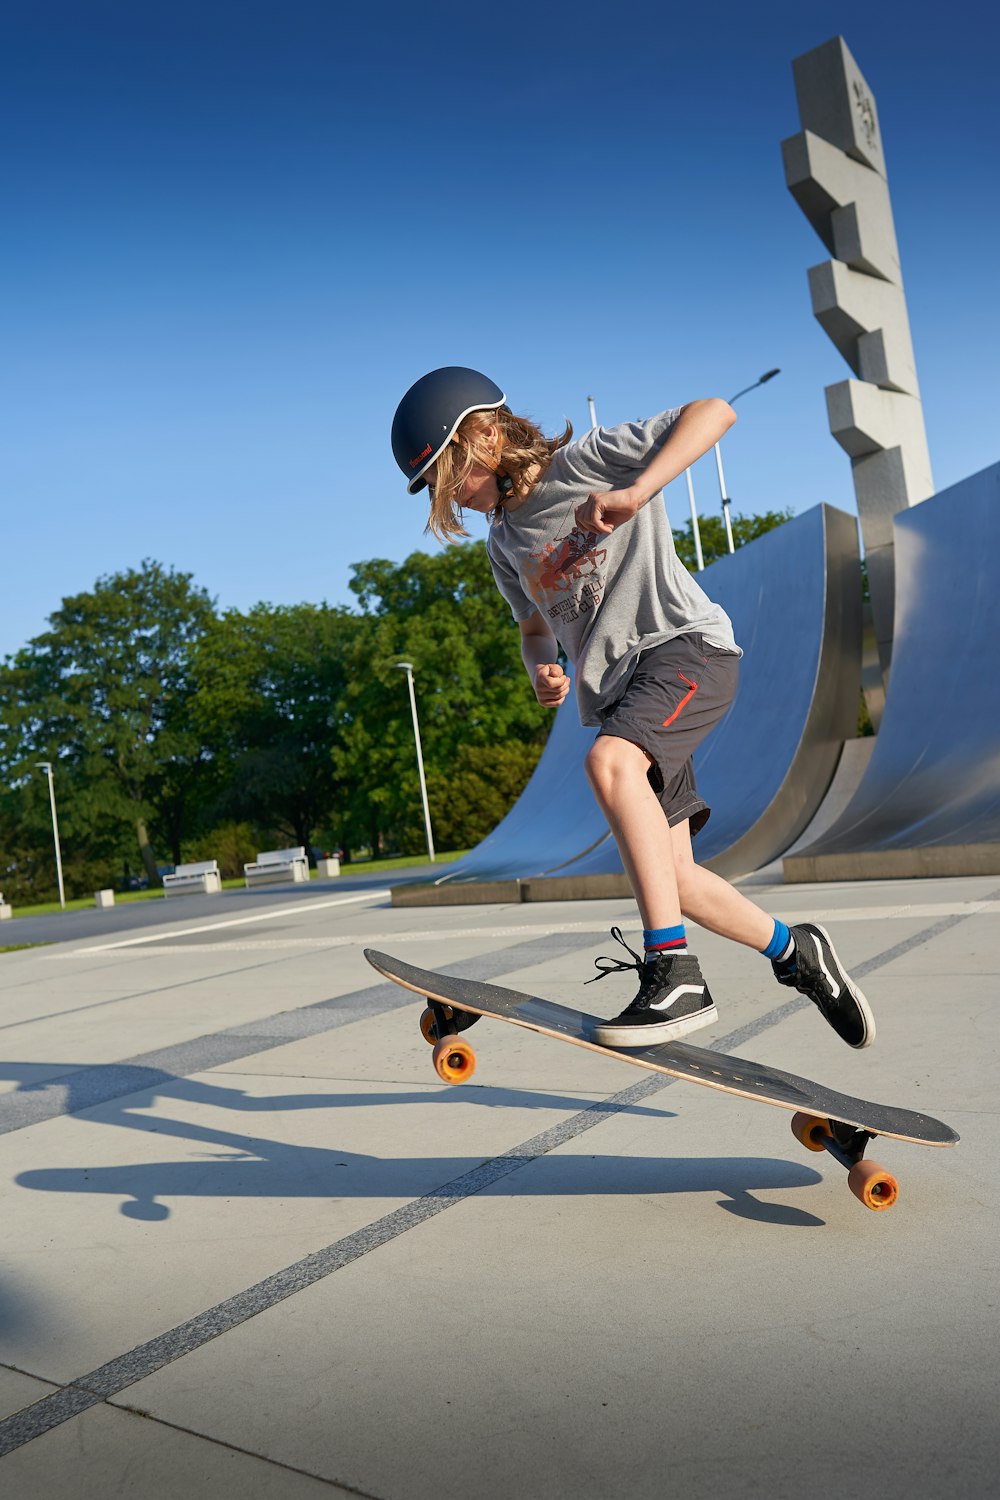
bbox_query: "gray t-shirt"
[486,409,740,726]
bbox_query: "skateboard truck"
[421,1000,479,1084]
[791,1113,899,1209]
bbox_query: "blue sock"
[644,923,687,956]
[761,918,794,963]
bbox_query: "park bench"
[162,860,222,897]
[243,846,310,888]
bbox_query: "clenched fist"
[574,486,641,535]
[534,662,571,707]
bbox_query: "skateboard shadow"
[16,1145,825,1228]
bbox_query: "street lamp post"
[587,395,598,430]
[714,368,781,555]
[35,760,66,910]
[394,662,435,864]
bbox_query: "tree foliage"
[672,508,794,571]
[337,541,550,856]
[0,561,214,896]
[188,602,364,854]
[0,541,552,899]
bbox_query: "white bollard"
[316,857,341,878]
[0,900,12,921]
[95,889,116,909]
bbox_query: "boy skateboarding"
[391,367,874,1050]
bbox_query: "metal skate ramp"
[785,463,1000,880]
[433,695,603,887]
[437,503,862,890]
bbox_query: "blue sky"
[2,0,996,660]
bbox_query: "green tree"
[0,560,215,890]
[340,541,551,856]
[424,742,544,851]
[672,508,794,570]
[189,602,365,857]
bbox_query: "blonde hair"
[426,407,573,542]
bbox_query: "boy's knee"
[585,734,648,797]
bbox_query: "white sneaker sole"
[592,1003,718,1049]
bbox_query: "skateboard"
[365,949,958,1212]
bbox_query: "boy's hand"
[534,662,570,707]
[574,486,641,535]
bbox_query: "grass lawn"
[2,849,471,921]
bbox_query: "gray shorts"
[596,633,740,837]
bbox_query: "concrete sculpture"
[782,36,933,684]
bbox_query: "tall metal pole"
[587,395,598,430]
[394,663,435,863]
[713,368,781,556]
[684,468,705,571]
[35,761,66,909]
[713,444,736,555]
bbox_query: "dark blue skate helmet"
[392,366,506,494]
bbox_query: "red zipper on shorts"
[662,672,698,726]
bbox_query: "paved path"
[0,862,433,947]
[0,875,996,1496]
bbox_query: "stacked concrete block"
[783,36,933,682]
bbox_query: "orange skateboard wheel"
[432,1036,476,1084]
[791,1111,833,1152]
[419,1007,439,1045]
[848,1158,899,1210]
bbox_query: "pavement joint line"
[2,895,992,1459]
[104,1403,383,1498]
[60,889,393,954]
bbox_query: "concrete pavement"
[0,875,997,1496]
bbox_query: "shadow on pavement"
[8,1064,825,1228]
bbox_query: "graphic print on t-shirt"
[522,525,607,628]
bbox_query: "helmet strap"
[491,426,514,502]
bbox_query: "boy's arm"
[519,611,570,706]
[574,398,736,536]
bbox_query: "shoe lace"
[585,926,646,986]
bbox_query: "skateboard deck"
[365,948,958,1212]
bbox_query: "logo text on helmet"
[409,443,432,468]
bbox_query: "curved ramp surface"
[434,696,600,885]
[442,503,861,885]
[785,463,1000,880]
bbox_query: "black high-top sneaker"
[587,928,717,1048]
[772,922,875,1049]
